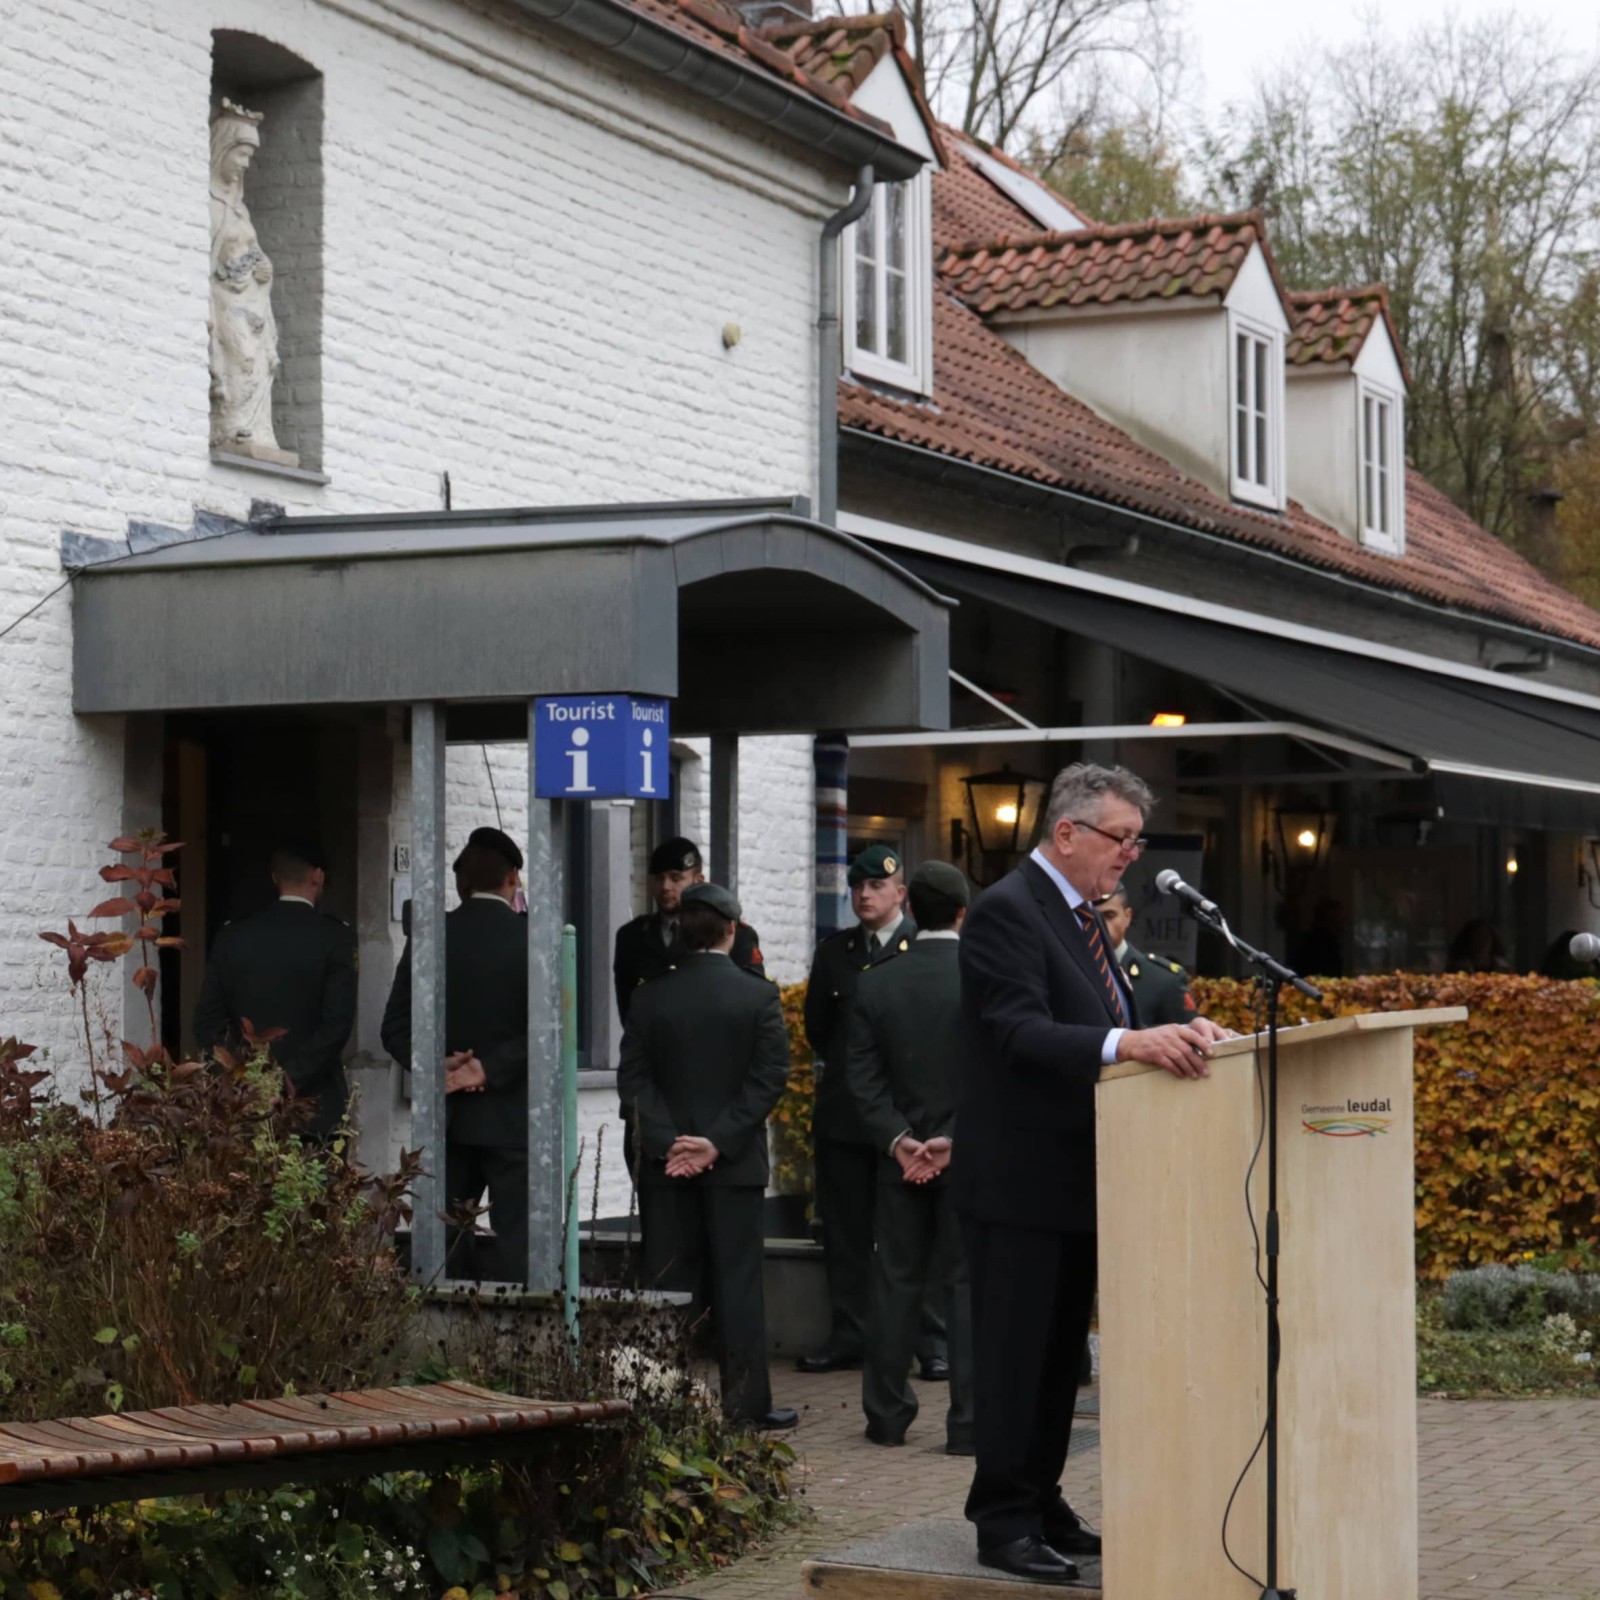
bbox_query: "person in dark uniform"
[799,844,946,1379]
[954,765,1230,1582]
[613,838,766,1178]
[381,841,530,1283]
[1097,884,1196,1026]
[618,882,796,1430]
[846,860,975,1453]
[193,842,357,1145]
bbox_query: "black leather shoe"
[795,1349,862,1373]
[863,1424,906,1446]
[977,1536,1078,1584]
[945,1436,975,1456]
[919,1357,951,1382]
[737,1407,797,1430]
[1042,1507,1102,1557]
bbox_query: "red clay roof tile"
[1287,285,1412,386]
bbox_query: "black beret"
[909,859,969,906]
[649,836,703,875]
[682,881,740,920]
[454,826,523,873]
[847,843,903,886]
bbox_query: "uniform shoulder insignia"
[1165,959,1187,976]
[1128,962,1141,978]
[898,938,909,952]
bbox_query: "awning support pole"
[711,734,739,893]
[409,702,448,1284]
[526,706,565,1292]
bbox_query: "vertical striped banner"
[814,734,851,941]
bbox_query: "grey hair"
[1043,763,1154,833]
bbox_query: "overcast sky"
[1180,0,1600,118]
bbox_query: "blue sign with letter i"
[533,694,671,801]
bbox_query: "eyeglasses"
[1070,819,1148,857]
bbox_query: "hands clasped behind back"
[1116,1016,1235,1080]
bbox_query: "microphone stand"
[1182,899,1321,1600]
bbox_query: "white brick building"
[0,0,936,1224]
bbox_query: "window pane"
[886,183,907,271]
[886,269,907,363]
[855,255,876,351]
[856,191,878,267]
[1363,398,1376,529]
[1235,334,1250,478]
[1253,339,1269,486]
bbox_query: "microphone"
[1571,932,1600,962]
[1155,868,1219,918]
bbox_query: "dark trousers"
[815,1137,946,1361]
[864,1173,973,1447]
[963,1220,1097,1546]
[643,1182,771,1422]
[444,1141,529,1285]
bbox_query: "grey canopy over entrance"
[73,498,951,735]
[896,553,1600,834]
[75,498,952,1291]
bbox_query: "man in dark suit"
[382,841,530,1283]
[954,764,1231,1583]
[846,860,974,1453]
[193,843,356,1144]
[618,882,795,1430]
[800,844,948,1378]
[1098,884,1197,1026]
[613,837,765,1179]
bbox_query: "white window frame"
[843,171,933,396]
[1228,313,1285,510]
[1358,381,1405,555]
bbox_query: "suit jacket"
[804,915,917,1143]
[612,913,765,1023]
[618,953,790,1188]
[845,937,964,1171]
[381,897,529,1148]
[193,899,356,1140]
[951,859,1138,1233]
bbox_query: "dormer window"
[1360,384,1405,554]
[845,174,932,395]
[1230,316,1284,509]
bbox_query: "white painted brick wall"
[0,0,826,1129]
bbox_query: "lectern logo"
[1301,1098,1393,1137]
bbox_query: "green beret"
[847,844,903,886]
[910,859,969,906]
[682,881,741,921]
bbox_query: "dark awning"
[895,552,1600,832]
[72,499,952,737]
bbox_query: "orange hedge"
[1193,974,1600,1278]
[769,972,1600,1277]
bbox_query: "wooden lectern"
[1095,1008,1465,1600]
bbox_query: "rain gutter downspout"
[818,166,874,527]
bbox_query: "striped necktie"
[1075,904,1127,1023]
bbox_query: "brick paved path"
[686,1369,1600,1600]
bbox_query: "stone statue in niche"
[208,99,297,466]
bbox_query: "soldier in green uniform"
[1098,884,1197,1026]
[613,837,766,1179]
[619,882,796,1429]
[193,842,357,1145]
[798,845,946,1378]
[846,860,975,1453]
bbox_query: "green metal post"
[561,923,580,1345]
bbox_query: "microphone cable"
[1219,976,1271,1590]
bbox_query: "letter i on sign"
[567,726,596,793]
[640,728,656,795]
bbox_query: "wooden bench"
[0,1381,629,1513]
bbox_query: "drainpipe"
[818,166,874,527]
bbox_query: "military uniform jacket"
[617,954,790,1189]
[804,915,916,1144]
[193,898,357,1140]
[381,897,529,1148]
[612,914,765,1023]
[1118,942,1196,1027]
[844,937,964,1167]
